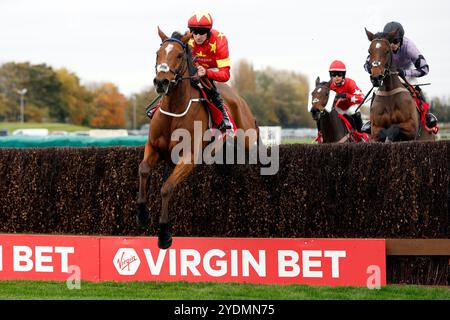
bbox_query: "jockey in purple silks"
[362,21,438,134]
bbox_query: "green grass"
[281,139,315,144]
[0,281,449,300]
[0,122,90,134]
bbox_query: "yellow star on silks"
[197,51,207,58]
[217,32,225,40]
[209,41,217,54]
[195,11,212,24]
[188,38,194,47]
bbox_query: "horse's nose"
[153,78,170,94]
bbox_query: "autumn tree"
[56,68,92,126]
[90,83,127,128]
[232,59,256,94]
[125,87,159,130]
[232,60,314,127]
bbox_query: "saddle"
[146,79,236,133]
[338,114,369,142]
[316,114,369,143]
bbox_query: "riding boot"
[426,112,438,128]
[316,120,321,132]
[352,112,363,132]
[361,121,371,134]
[208,88,232,130]
[343,114,356,130]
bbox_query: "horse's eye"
[177,53,183,59]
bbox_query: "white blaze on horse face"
[156,63,170,73]
[317,88,322,93]
[375,42,382,49]
[165,44,174,56]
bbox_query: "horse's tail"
[379,125,401,143]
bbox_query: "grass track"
[0,281,449,300]
[0,122,90,133]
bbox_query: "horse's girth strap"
[376,87,409,97]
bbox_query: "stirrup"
[361,121,371,134]
[218,121,232,131]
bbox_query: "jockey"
[187,11,232,130]
[329,60,365,132]
[364,21,438,129]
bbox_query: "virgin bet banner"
[0,234,386,286]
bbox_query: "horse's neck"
[381,73,402,91]
[162,76,192,113]
[320,111,347,142]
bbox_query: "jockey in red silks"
[328,60,366,132]
[187,11,232,131]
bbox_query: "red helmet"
[329,60,347,72]
[188,11,213,29]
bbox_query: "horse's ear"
[315,77,320,87]
[158,26,168,41]
[181,31,192,44]
[365,28,374,41]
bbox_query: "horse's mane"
[373,32,391,41]
[170,31,197,78]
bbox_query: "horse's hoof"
[158,224,173,249]
[158,233,172,250]
[136,203,150,229]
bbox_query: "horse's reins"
[156,38,193,88]
[152,38,207,118]
[369,38,395,87]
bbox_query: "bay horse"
[365,28,435,142]
[309,76,366,143]
[137,28,259,249]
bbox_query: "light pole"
[16,88,27,123]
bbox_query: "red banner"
[0,234,99,281]
[0,235,386,286]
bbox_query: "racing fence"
[0,141,448,285]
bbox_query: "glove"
[336,93,347,99]
[398,69,406,78]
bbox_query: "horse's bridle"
[155,38,193,94]
[369,38,394,86]
[311,85,331,120]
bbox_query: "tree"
[430,96,450,123]
[231,60,314,127]
[90,83,127,128]
[232,59,256,93]
[125,87,159,130]
[56,68,92,125]
[0,62,67,122]
[0,93,7,121]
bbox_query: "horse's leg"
[136,141,159,228]
[158,155,195,249]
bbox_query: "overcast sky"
[1,0,449,99]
